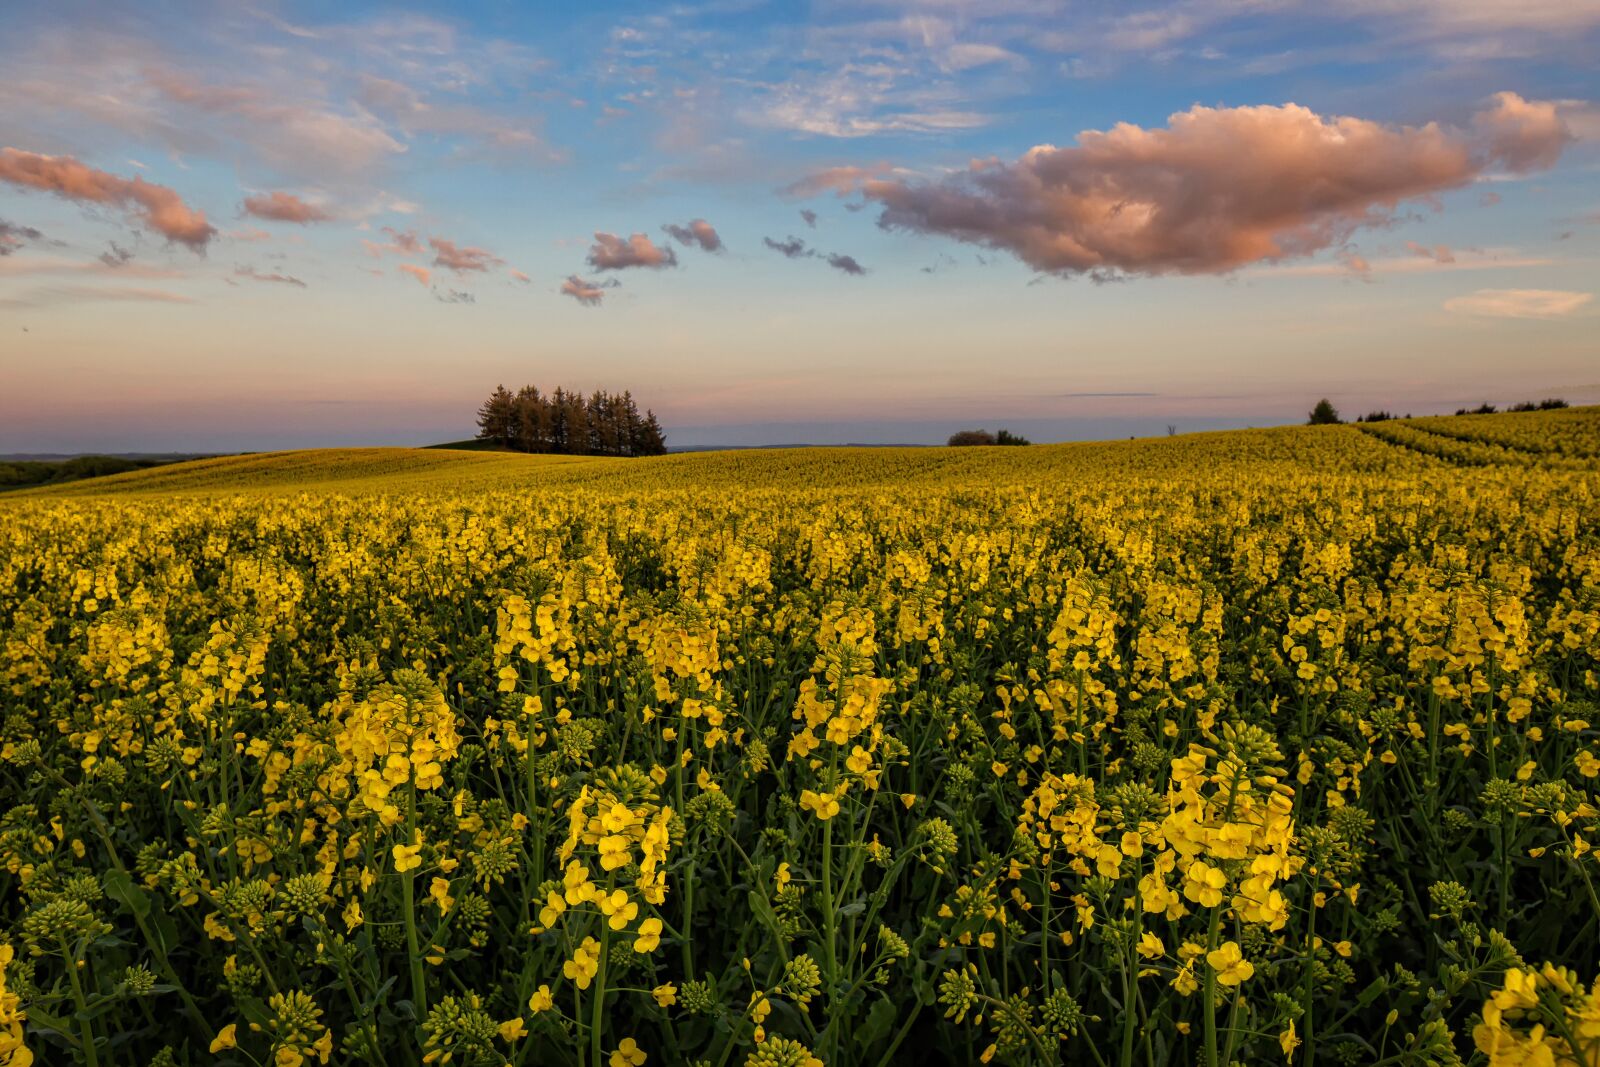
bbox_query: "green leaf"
[856,995,896,1049]
[103,868,151,919]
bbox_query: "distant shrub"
[995,429,1031,446]
[1356,411,1396,423]
[1307,399,1342,425]
[948,430,997,446]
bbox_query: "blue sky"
[1,0,1597,451]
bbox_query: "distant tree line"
[0,455,183,491]
[948,428,1031,446]
[476,385,666,456]
[1455,399,1568,416]
[1308,397,1567,426]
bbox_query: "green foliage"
[1307,398,1342,424]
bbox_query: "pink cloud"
[782,163,895,199]
[560,274,618,305]
[1473,92,1571,172]
[1404,241,1456,264]
[803,93,1570,278]
[587,231,677,270]
[0,147,215,250]
[363,227,424,258]
[398,263,431,286]
[242,191,334,224]
[429,235,502,273]
[510,269,531,283]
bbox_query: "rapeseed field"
[2,411,1598,1066]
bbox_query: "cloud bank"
[796,93,1572,278]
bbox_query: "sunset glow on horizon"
[2,1,1597,452]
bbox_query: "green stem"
[403,790,428,1019]
[1303,879,1318,1067]
[591,924,609,1067]
[1202,904,1222,1067]
[61,937,102,1067]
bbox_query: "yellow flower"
[598,835,633,871]
[498,1017,528,1041]
[633,917,663,953]
[610,1037,647,1067]
[529,985,555,1013]
[392,842,422,873]
[599,888,639,930]
[540,890,568,928]
[428,877,454,914]
[1205,941,1255,986]
[602,802,633,833]
[564,860,595,904]
[652,983,677,1008]
[798,789,841,821]
[1182,862,1227,909]
[564,938,601,989]
[210,1024,238,1053]
[203,913,235,942]
[1280,1020,1299,1061]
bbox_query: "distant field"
[2,408,1597,1067]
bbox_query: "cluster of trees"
[476,385,666,456]
[1309,397,1567,426]
[948,428,1031,446]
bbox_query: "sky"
[1,0,1597,452]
